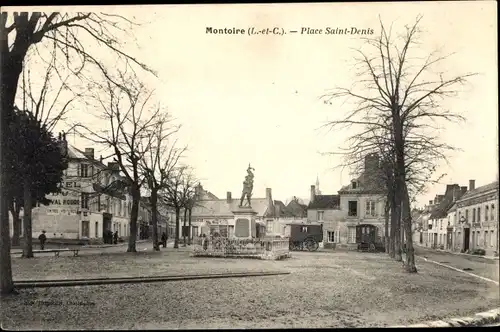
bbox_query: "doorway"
[463,227,470,251]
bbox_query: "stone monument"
[233,164,257,239]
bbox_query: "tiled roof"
[191,198,274,218]
[337,172,386,194]
[459,181,499,201]
[308,195,340,210]
[273,200,292,218]
[429,184,464,219]
[286,199,308,218]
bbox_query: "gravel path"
[2,250,498,330]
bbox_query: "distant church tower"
[315,175,322,195]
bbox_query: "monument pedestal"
[232,206,257,239]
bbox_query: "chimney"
[107,162,119,171]
[469,179,475,191]
[226,192,232,203]
[84,148,95,159]
[266,188,273,203]
[310,185,316,203]
[460,186,468,195]
[429,200,433,206]
[195,183,202,198]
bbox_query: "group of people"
[103,229,119,244]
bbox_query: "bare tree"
[322,16,474,273]
[140,112,185,251]
[162,167,196,249]
[76,71,159,253]
[1,11,155,295]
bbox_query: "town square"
[0,2,499,330]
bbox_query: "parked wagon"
[355,224,385,252]
[286,222,323,252]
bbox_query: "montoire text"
[205,27,374,36]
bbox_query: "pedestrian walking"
[113,231,118,244]
[38,230,47,250]
[161,232,167,248]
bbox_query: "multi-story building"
[308,153,387,249]
[454,180,499,256]
[426,184,467,249]
[9,144,166,243]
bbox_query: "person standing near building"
[38,230,47,250]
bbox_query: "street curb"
[12,271,291,288]
[82,240,149,249]
[414,244,499,260]
[391,308,500,327]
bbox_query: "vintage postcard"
[0,2,498,330]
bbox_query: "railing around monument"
[192,237,290,260]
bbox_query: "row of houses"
[412,179,499,256]
[180,153,388,248]
[8,144,168,243]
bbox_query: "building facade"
[9,145,163,243]
[187,184,276,239]
[454,180,499,256]
[308,153,387,249]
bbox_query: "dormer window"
[352,181,357,189]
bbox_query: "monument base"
[232,206,257,239]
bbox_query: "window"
[317,211,324,221]
[465,209,469,221]
[81,220,90,238]
[484,231,488,247]
[440,220,442,230]
[352,181,357,189]
[472,208,476,222]
[300,226,308,233]
[348,227,356,243]
[485,206,489,221]
[491,204,495,221]
[327,231,335,243]
[491,230,495,247]
[477,207,481,222]
[266,220,273,232]
[348,201,358,217]
[81,193,89,209]
[95,222,99,238]
[80,163,89,177]
[365,201,376,217]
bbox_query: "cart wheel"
[306,239,319,252]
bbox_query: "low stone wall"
[192,237,291,260]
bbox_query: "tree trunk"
[389,193,396,258]
[393,198,402,262]
[150,189,160,251]
[0,43,27,295]
[174,207,180,249]
[188,208,192,245]
[0,182,15,294]
[384,198,390,254]
[22,176,34,258]
[127,186,140,253]
[9,200,22,247]
[182,208,187,246]
[402,183,417,273]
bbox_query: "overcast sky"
[9,2,498,206]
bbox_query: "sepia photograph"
[0,2,498,330]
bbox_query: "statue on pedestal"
[239,164,255,207]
